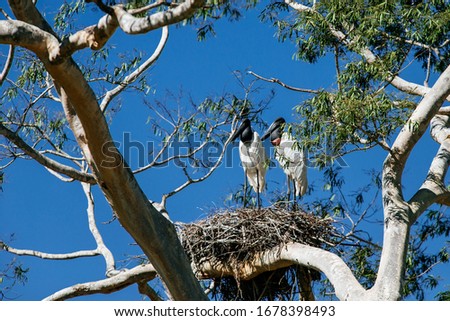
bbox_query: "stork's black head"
[261,117,286,145]
[230,119,253,143]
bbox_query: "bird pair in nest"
[230,117,308,209]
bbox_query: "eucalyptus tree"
[1,0,449,301]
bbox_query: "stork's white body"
[274,132,308,197]
[238,132,267,193]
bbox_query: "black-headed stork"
[262,117,308,203]
[230,119,268,208]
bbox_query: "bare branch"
[0,20,60,63]
[44,167,75,182]
[0,7,13,20]
[161,129,234,204]
[0,123,97,184]
[284,0,313,13]
[43,264,157,301]
[1,241,99,260]
[100,26,169,112]
[248,71,319,94]
[128,1,172,15]
[380,31,440,56]
[424,50,432,87]
[82,182,117,276]
[0,45,14,87]
[58,1,174,58]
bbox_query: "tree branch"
[161,128,234,204]
[100,26,169,112]
[0,20,60,63]
[408,140,450,222]
[7,0,208,300]
[195,242,366,301]
[82,182,118,276]
[248,71,319,94]
[389,65,450,169]
[370,63,450,301]
[0,45,14,87]
[430,114,450,144]
[59,14,119,58]
[111,0,205,35]
[285,0,449,100]
[0,123,96,184]
[419,114,450,209]
[128,1,172,15]
[43,264,157,301]
[0,241,99,260]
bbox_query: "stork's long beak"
[230,121,246,142]
[261,121,279,141]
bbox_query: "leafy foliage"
[1,237,29,301]
[404,209,450,299]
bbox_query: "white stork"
[262,117,308,203]
[230,119,267,208]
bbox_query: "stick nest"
[179,207,335,300]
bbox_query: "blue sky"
[0,1,448,300]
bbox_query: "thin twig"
[248,71,319,94]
